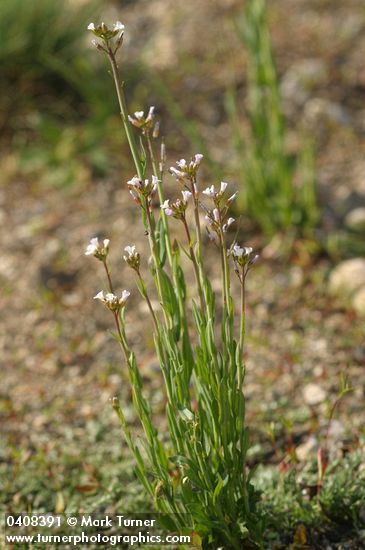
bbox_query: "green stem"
[107,47,144,179]
[146,133,173,267]
[137,271,160,335]
[238,272,246,389]
[182,217,204,312]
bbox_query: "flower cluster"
[230,244,259,274]
[202,180,237,235]
[93,290,130,312]
[160,191,192,220]
[128,107,156,135]
[123,245,140,272]
[87,21,125,51]
[203,181,237,206]
[127,176,158,206]
[169,154,204,183]
[85,237,110,261]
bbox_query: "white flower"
[213,208,220,222]
[228,192,237,204]
[146,106,155,122]
[85,237,110,259]
[88,21,125,41]
[176,159,188,170]
[128,107,155,132]
[220,181,228,193]
[120,290,131,303]
[105,292,117,305]
[123,246,140,270]
[93,290,130,311]
[85,237,99,255]
[170,153,204,182]
[169,167,185,179]
[161,200,173,216]
[193,153,204,166]
[113,21,125,34]
[232,244,252,258]
[127,176,142,188]
[124,245,136,257]
[203,185,216,198]
[182,190,192,202]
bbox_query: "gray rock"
[329,258,365,297]
[353,286,365,315]
[345,207,365,233]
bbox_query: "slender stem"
[146,133,173,267]
[102,261,129,360]
[146,133,160,180]
[182,218,204,312]
[137,271,160,335]
[238,272,246,389]
[217,213,231,321]
[107,47,143,179]
[145,201,171,328]
[103,260,115,294]
[192,178,203,265]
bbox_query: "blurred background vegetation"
[1,0,364,256]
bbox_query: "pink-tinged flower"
[127,176,157,201]
[193,154,204,167]
[85,237,110,260]
[161,200,173,216]
[176,159,188,170]
[128,176,142,188]
[161,196,189,220]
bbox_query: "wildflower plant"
[86,21,263,549]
